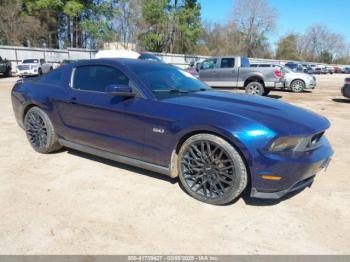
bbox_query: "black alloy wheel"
[178,134,247,205]
[24,107,62,153]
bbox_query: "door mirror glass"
[105,84,135,97]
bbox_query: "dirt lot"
[0,74,349,255]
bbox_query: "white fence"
[1,44,341,72]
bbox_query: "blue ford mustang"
[11,59,333,205]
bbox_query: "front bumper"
[250,157,331,199]
[249,137,333,199]
[17,69,39,76]
[305,79,316,89]
[265,81,284,89]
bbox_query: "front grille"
[17,65,30,70]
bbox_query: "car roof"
[68,58,173,70]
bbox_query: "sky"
[199,0,350,48]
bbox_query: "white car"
[16,59,53,77]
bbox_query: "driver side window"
[200,59,217,70]
[73,65,130,92]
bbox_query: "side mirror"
[105,84,135,97]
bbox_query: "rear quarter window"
[241,57,250,67]
[38,68,64,86]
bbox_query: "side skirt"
[58,139,171,176]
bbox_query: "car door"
[56,64,147,160]
[216,57,238,87]
[198,58,218,85]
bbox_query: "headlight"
[269,136,304,152]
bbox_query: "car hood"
[18,63,39,67]
[162,90,330,136]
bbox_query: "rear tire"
[24,107,62,153]
[342,85,350,99]
[245,82,265,96]
[178,134,248,205]
[4,68,12,77]
[263,89,271,96]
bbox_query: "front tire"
[290,79,305,93]
[178,134,248,205]
[245,82,265,96]
[24,107,62,153]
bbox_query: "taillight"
[345,79,350,85]
[274,69,283,78]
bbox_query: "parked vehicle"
[314,65,327,74]
[95,49,163,62]
[0,56,12,77]
[250,64,316,92]
[334,66,343,73]
[327,66,335,74]
[301,63,309,73]
[138,51,163,62]
[184,62,200,78]
[59,59,77,67]
[16,59,53,77]
[285,62,303,72]
[199,56,284,96]
[307,64,317,74]
[344,67,350,74]
[281,66,316,92]
[342,78,350,98]
[11,58,333,205]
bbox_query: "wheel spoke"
[25,111,48,150]
[180,139,238,200]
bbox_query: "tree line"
[0,0,349,64]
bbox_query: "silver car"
[281,66,316,92]
[251,64,316,92]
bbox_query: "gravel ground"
[0,74,349,254]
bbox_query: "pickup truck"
[0,56,12,77]
[16,59,53,77]
[198,56,284,96]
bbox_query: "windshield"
[129,63,210,99]
[23,59,39,64]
